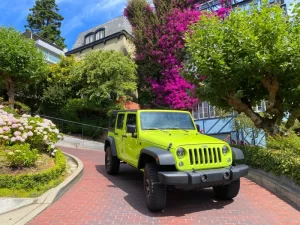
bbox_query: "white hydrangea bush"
[0,105,63,152]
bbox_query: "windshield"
[140,112,195,130]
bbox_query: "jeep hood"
[139,131,226,149]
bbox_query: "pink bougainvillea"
[124,0,231,110]
[150,8,201,109]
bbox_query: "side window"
[108,113,117,132]
[116,114,125,130]
[126,114,136,127]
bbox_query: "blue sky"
[0,0,128,50]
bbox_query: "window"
[116,114,125,129]
[140,112,195,130]
[192,104,199,119]
[199,102,209,119]
[108,113,117,131]
[85,35,93,44]
[210,105,216,118]
[192,102,232,119]
[126,114,136,126]
[49,53,60,63]
[95,30,105,41]
[254,101,266,112]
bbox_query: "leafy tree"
[185,1,300,136]
[25,0,65,48]
[47,55,80,86]
[0,27,48,107]
[75,50,137,101]
[40,55,81,115]
[233,113,265,145]
[16,79,47,113]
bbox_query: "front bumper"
[158,164,248,186]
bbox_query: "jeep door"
[124,113,139,167]
[115,113,126,160]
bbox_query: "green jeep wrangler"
[104,110,248,211]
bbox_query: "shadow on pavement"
[95,164,233,217]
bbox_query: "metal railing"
[38,114,108,143]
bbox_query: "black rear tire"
[105,146,120,175]
[144,163,166,212]
[213,179,240,200]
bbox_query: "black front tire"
[105,146,120,175]
[213,179,240,200]
[144,163,166,212]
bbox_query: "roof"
[23,30,64,51]
[72,16,132,50]
[124,101,140,110]
[65,30,131,56]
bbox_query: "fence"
[38,115,108,143]
[195,116,266,147]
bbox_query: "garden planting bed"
[0,151,54,175]
[0,150,66,198]
[0,104,66,198]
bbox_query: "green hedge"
[0,150,66,190]
[238,145,300,185]
[2,101,31,115]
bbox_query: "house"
[192,101,266,146]
[65,16,134,58]
[23,30,65,64]
[196,0,288,12]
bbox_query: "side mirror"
[126,125,136,135]
[196,124,200,132]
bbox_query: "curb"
[246,168,300,209]
[0,152,83,225]
[38,152,84,204]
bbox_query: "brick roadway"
[28,147,300,225]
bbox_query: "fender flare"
[104,136,117,157]
[138,146,176,169]
[231,147,245,161]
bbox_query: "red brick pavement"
[28,147,300,225]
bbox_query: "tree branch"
[226,95,264,128]
[285,109,300,129]
[226,95,279,135]
[261,77,279,112]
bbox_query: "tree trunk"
[226,95,280,136]
[6,77,15,108]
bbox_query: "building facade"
[192,101,266,146]
[66,16,134,59]
[23,30,65,64]
[196,0,288,12]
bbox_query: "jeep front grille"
[189,147,222,165]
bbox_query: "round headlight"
[177,147,185,159]
[222,145,229,155]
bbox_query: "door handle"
[114,132,118,135]
[122,134,127,138]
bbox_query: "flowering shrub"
[5,144,39,168]
[125,0,231,109]
[0,105,62,152]
[150,8,201,109]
